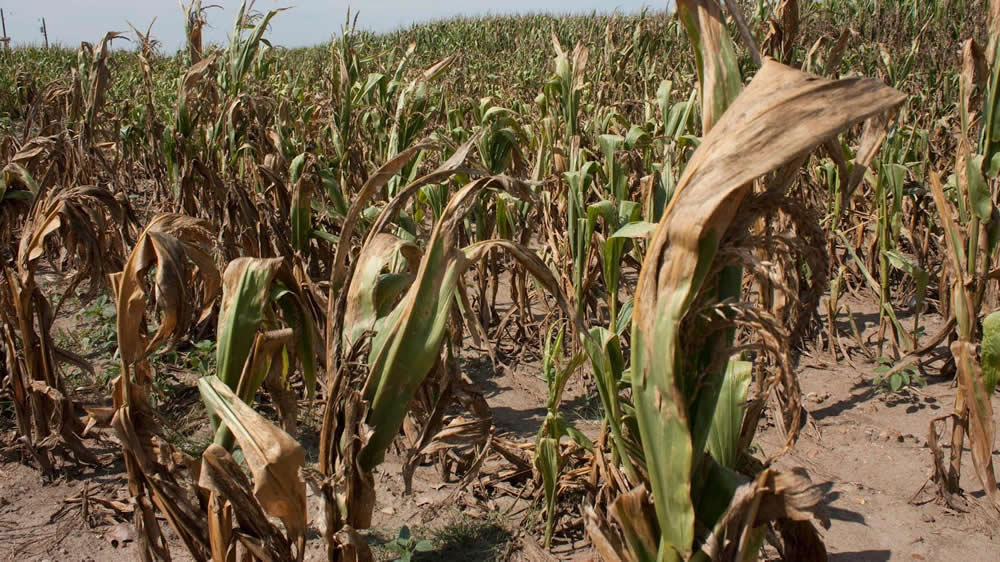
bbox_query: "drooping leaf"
[359,177,581,472]
[967,153,993,220]
[200,444,294,559]
[199,375,307,541]
[700,468,828,561]
[290,154,319,253]
[631,60,903,558]
[114,214,219,378]
[610,221,657,240]
[343,233,421,349]
[534,436,560,547]
[216,257,283,391]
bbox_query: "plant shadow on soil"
[460,352,604,441]
[828,551,891,562]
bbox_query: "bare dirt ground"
[3,293,1000,561]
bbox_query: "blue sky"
[0,1,663,51]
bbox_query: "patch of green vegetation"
[873,356,925,394]
[152,339,217,379]
[383,526,433,562]
[57,291,218,391]
[421,515,511,561]
[76,294,118,356]
[368,512,512,562]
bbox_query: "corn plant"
[583,2,905,560]
[924,9,1000,507]
[211,256,317,448]
[109,214,221,560]
[1,184,127,475]
[534,324,588,547]
[318,147,583,558]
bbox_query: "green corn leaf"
[216,258,283,391]
[616,299,634,337]
[343,233,421,349]
[657,79,674,124]
[677,0,742,135]
[706,360,752,469]
[587,199,617,232]
[290,156,317,253]
[321,169,348,217]
[988,153,1000,178]
[551,414,594,452]
[967,153,993,221]
[534,436,561,547]
[884,249,929,314]
[692,458,746,544]
[598,134,625,166]
[289,153,307,182]
[610,221,656,240]
[354,73,385,105]
[982,311,1000,393]
[359,178,579,472]
[584,326,641,485]
[631,317,695,561]
[273,288,318,399]
[542,325,562,395]
[626,124,651,150]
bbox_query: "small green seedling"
[873,356,924,393]
[385,526,433,561]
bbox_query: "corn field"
[1,0,1000,560]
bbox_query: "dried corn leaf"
[952,342,1000,509]
[114,214,219,375]
[701,468,828,561]
[343,233,421,349]
[199,375,308,542]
